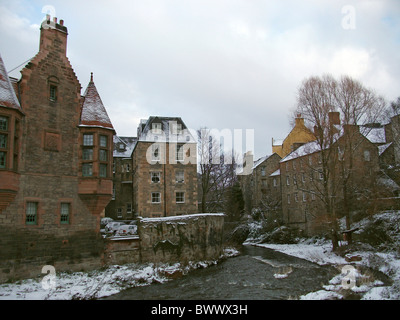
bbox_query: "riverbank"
[243,210,400,300]
[0,248,240,300]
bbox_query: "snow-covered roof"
[280,140,321,163]
[0,54,22,112]
[269,169,281,177]
[137,116,196,143]
[113,136,137,158]
[270,169,280,177]
[378,142,392,156]
[80,75,114,131]
[361,126,386,144]
[252,155,270,169]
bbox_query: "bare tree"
[294,74,386,250]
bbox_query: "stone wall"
[138,213,224,263]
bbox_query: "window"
[302,192,307,202]
[176,171,184,183]
[176,192,185,203]
[151,192,161,203]
[99,149,107,162]
[152,123,162,134]
[151,172,161,183]
[0,116,8,131]
[82,148,93,160]
[83,134,94,146]
[286,175,290,186]
[294,193,298,202]
[152,144,160,161]
[364,150,371,162]
[126,203,132,215]
[0,116,8,169]
[302,173,305,183]
[112,184,116,200]
[82,163,93,177]
[176,144,184,161]
[308,155,312,166]
[100,135,108,148]
[319,170,324,180]
[273,178,277,187]
[0,151,5,169]
[49,85,57,101]
[26,202,38,225]
[99,164,107,177]
[0,134,7,148]
[293,175,297,185]
[60,203,70,224]
[261,167,266,176]
[172,123,183,134]
[287,194,290,204]
[117,208,123,218]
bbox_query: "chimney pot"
[53,17,57,23]
[60,19,64,26]
[46,14,50,21]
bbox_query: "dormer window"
[152,123,162,134]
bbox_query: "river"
[103,245,338,300]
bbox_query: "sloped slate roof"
[80,75,114,130]
[0,54,22,111]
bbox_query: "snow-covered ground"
[0,248,240,300]
[246,210,400,300]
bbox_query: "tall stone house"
[106,116,198,219]
[240,153,281,218]
[279,112,400,235]
[0,16,115,281]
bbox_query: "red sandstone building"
[0,16,115,281]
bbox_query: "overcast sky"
[1,0,399,160]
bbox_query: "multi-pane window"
[0,134,7,148]
[26,202,38,225]
[0,116,7,131]
[261,167,266,176]
[126,203,132,216]
[82,163,93,177]
[176,144,184,161]
[176,192,185,203]
[99,149,107,161]
[99,164,107,177]
[176,171,184,183]
[117,208,123,218]
[151,172,161,183]
[83,134,94,146]
[99,135,107,148]
[0,116,8,169]
[60,203,70,224]
[151,192,161,203]
[82,148,93,160]
[49,85,57,101]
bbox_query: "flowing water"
[104,245,339,300]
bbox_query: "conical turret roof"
[0,54,22,111]
[80,73,114,130]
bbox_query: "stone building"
[106,136,137,220]
[272,114,316,158]
[106,116,198,219]
[240,153,281,218]
[280,113,399,235]
[0,16,115,281]
[132,116,198,218]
